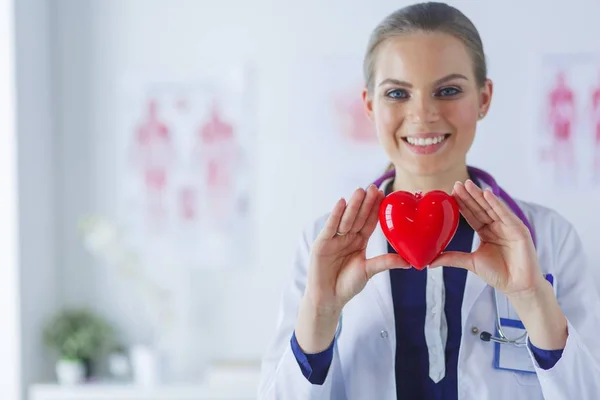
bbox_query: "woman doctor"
[258,2,600,399]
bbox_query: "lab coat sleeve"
[257,218,345,400]
[528,221,600,399]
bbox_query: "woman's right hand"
[295,184,409,353]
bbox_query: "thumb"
[366,254,410,279]
[430,251,474,272]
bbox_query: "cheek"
[374,102,402,139]
[441,100,478,135]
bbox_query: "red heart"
[378,190,460,270]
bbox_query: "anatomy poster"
[115,68,255,270]
[534,53,600,188]
[288,59,388,196]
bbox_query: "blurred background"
[1,0,600,399]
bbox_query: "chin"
[405,162,449,176]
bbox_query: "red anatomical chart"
[333,86,378,144]
[117,71,254,270]
[131,99,175,222]
[544,71,576,184]
[193,104,238,223]
[536,54,600,188]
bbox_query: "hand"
[305,184,410,313]
[430,180,545,296]
[430,180,568,350]
[295,184,409,353]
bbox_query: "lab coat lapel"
[366,221,395,327]
[366,177,396,332]
[461,233,488,329]
[461,174,492,326]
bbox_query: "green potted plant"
[43,308,116,384]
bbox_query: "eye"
[436,86,462,97]
[386,89,409,100]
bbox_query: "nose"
[405,94,440,124]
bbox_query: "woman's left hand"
[430,179,545,297]
[431,179,568,350]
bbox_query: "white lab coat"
[257,177,600,400]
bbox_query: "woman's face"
[363,32,493,177]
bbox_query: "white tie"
[424,266,447,383]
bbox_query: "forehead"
[374,32,474,84]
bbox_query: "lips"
[404,134,449,147]
[401,133,451,155]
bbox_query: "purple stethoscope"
[373,165,536,347]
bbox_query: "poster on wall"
[115,67,255,271]
[289,58,389,197]
[533,53,600,188]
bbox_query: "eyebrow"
[378,73,469,88]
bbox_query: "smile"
[401,134,451,154]
[403,134,449,146]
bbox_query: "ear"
[478,78,493,119]
[362,86,375,122]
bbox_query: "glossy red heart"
[379,190,460,270]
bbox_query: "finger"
[464,180,500,222]
[453,181,493,225]
[336,188,366,234]
[350,184,379,233]
[365,254,411,279]
[483,189,523,226]
[321,198,347,238]
[360,189,384,236]
[429,251,475,273]
[452,189,484,231]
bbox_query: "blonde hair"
[363,2,488,173]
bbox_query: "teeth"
[406,135,446,146]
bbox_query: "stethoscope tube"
[479,289,528,347]
[479,331,526,346]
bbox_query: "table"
[29,366,261,400]
[29,382,258,400]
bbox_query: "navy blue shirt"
[389,213,471,398]
[290,182,563,395]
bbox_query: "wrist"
[507,279,568,350]
[295,295,341,354]
[505,278,551,306]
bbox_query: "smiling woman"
[258,2,600,400]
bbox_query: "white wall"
[0,1,22,399]
[50,0,600,381]
[14,0,60,395]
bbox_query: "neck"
[392,164,470,194]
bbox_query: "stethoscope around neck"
[373,165,537,347]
